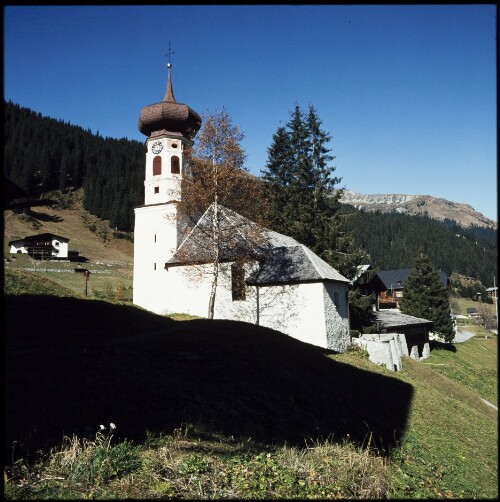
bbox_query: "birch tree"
[178,108,269,319]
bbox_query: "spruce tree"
[261,103,366,280]
[400,249,455,342]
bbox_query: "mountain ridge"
[339,189,497,230]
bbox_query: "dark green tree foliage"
[400,250,455,342]
[450,281,492,303]
[4,100,144,231]
[342,205,497,287]
[262,103,366,279]
[349,290,377,331]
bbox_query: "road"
[454,327,476,343]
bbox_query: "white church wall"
[323,282,350,352]
[166,263,219,317]
[163,261,260,321]
[257,282,328,348]
[133,204,183,312]
[144,135,188,206]
[154,261,336,350]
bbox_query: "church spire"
[138,43,201,139]
[163,63,176,103]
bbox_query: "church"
[132,62,352,352]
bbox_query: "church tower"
[133,61,202,312]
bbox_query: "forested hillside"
[342,205,497,286]
[4,100,497,285]
[4,100,144,230]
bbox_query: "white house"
[133,63,351,352]
[8,233,69,259]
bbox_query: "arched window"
[171,155,180,174]
[153,156,162,176]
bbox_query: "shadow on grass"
[25,208,64,223]
[430,340,457,352]
[5,294,413,463]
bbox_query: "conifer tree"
[261,103,366,280]
[400,249,455,342]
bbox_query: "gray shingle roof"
[372,310,433,329]
[377,269,448,290]
[247,244,350,285]
[166,203,299,266]
[166,203,350,285]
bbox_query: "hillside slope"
[340,189,497,229]
[4,185,497,288]
[3,190,134,266]
[4,267,498,499]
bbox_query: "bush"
[113,231,134,242]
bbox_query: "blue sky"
[3,5,497,221]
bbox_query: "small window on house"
[154,263,156,270]
[153,156,162,176]
[171,143,178,148]
[171,155,180,174]
[231,263,246,301]
[154,186,159,194]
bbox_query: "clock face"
[151,140,163,154]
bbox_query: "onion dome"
[138,63,202,139]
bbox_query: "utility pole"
[84,270,89,297]
[494,276,498,330]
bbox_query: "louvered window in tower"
[153,156,162,176]
[171,156,180,174]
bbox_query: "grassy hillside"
[4,268,498,499]
[4,190,134,299]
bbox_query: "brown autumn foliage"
[179,109,271,230]
[174,108,272,318]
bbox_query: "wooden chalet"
[9,233,70,260]
[486,287,498,300]
[367,268,449,309]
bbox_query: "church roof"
[166,203,350,286]
[166,203,297,266]
[138,64,202,139]
[247,244,351,286]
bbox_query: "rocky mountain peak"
[339,190,497,230]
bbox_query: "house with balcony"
[9,233,70,260]
[367,268,449,310]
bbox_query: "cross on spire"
[165,41,175,67]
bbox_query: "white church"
[133,63,352,352]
